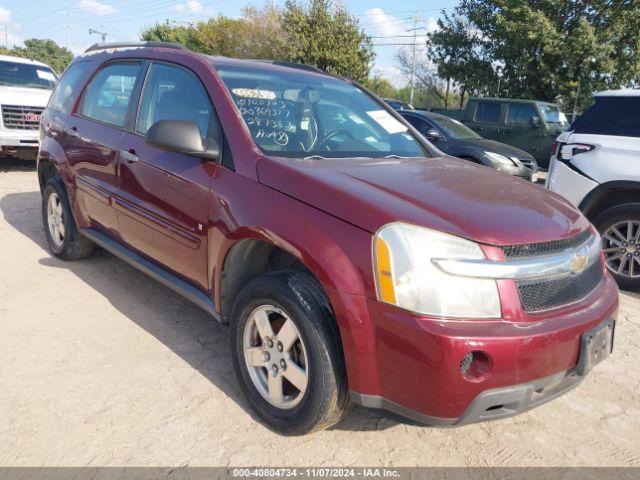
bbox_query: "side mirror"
[424,128,443,140]
[146,119,220,161]
[529,115,541,128]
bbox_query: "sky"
[0,0,458,85]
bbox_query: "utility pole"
[64,11,71,49]
[89,27,108,44]
[407,16,425,106]
[3,25,7,49]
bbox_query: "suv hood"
[0,86,52,107]
[457,138,535,161]
[257,155,588,246]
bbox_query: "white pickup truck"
[0,54,56,161]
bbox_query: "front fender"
[207,169,379,392]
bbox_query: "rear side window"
[48,62,91,113]
[573,97,640,137]
[137,62,213,139]
[506,104,536,125]
[474,102,501,123]
[79,62,142,128]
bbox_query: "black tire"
[230,270,349,435]
[42,177,94,261]
[593,203,640,292]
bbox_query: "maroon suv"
[38,42,618,435]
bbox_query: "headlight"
[484,151,517,167]
[374,223,501,318]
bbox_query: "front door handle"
[120,149,139,163]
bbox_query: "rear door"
[467,100,503,141]
[65,60,144,234]
[116,61,219,290]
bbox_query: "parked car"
[0,54,57,161]
[399,110,538,181]
[547,89,640,291]
[38,42,618,435]
[440,97,567,168]
[383,97,414,110]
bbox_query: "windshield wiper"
[383,154,412,159]
[303,155,327,160]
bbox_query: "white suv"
[547,89,640,291]
[0,55,56,161]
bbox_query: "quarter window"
[506,104,536,125]
[474,102,501,123]
[79,62,142,128]
[137,63,212,138]
[48,62,91,113]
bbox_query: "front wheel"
[230,270,349,435]
[593,203,640,292]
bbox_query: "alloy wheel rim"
[242,305,309,409]
[602,220,640,278]
[47,192,65,248]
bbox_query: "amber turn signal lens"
[376,237,396,304]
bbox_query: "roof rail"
[84,41,189,53]
[253,60,328,75]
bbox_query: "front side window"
[573,97,640,138]
[79,62,141,128]
[48,62,90,113]
[474,102,501,123]
[137,63,213,138]
[506,104,536,125]
[214,64,426,159]
[430,115,481,139]
[0,60,57,90]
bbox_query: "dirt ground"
[1,158,639,467]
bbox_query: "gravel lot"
[1,158,639,467]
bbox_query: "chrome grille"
[516,261,603,312]
[504,230,603,312]
[2,105,44,130]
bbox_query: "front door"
[500,103,541,158]
[116,61,218,291]
[65,61,143,235]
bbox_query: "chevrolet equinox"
[38,42,618,435]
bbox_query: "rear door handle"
[65,126,79,138]
[120,149,139,163]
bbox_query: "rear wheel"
[593,203,640,291]
[230,270,349,435]
[42,177,94,260]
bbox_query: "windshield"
[0,60,57,90]
[540,104,563,124]
[431,114,481,140]
[215,64,427,159]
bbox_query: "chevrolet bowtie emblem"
[570,253,588,273]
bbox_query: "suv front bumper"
[344,272,618,426]
[0,127,40,149]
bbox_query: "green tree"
[428,1,640,111]
[363,75,397,98]
[10,39,73,73]
[140,22,205,52]
[281,0,374,82]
